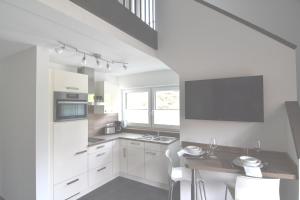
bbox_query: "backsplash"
[88,113,118,137]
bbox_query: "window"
[123,89,150,126]
[153,88,180,128]
[122,86,179,130]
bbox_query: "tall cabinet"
[50,70,89,200]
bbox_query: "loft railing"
[118,0,156,30]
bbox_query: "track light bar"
[55,41,128,71]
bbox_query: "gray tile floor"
[80,177,180,200]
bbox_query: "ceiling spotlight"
[81,53,87,66]
[55,45,65,54]
[96,58,101,67]
[106,62,111,71]
[123,64,128,70]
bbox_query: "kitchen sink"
[137,135,177,143]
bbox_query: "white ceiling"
[0,0,169,76]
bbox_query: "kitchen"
[49,55,181,200]
[49,59,298,200]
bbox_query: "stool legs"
[168,179,175,200]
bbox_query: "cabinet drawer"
[88,162,112,187]
[88,148,112,170]
[54,152,88,185]
[88,141,112,154]
[54,173,87,200]
[128,140,144,149]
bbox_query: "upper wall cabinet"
[94,81,119,114]
[53,70,88,93]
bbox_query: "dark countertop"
[182,141,298,180]
[88,132,179,147]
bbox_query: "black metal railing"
[118,0,156,30]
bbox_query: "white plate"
[233,157,264,168]
[183,149,206,157]
[240,156,262,166]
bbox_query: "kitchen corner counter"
[88,132,179,147]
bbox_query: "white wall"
[156,0,297,199]
[117,70,179,89]
[0,47,37,200]
[199,0,300,105]
[0,46,50,200]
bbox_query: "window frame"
[122,88,151,128]
[152,86,180,130]
[122,86,180,130]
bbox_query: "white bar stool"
[225,176,280,200]
[165,149,207,200]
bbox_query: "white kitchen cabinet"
[88,146,112,170]
[112,140,120,176]
[127,141,145,178]
[54,173,88,200]
[53,70,88,93]
[94,81,119,114]
[145,150,169,184]
[53,120,88,184]
[88,162,113,187]
[119,139,128,173]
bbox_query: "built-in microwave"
[54,92,88,122]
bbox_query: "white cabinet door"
[54,120,88,184]
[127,143,145,178]
[119,140,128,173]
[53,70,88,93]
[145,150,169,184]
[112,140,120,176]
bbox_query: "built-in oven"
[54,92,88,122]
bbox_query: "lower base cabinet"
[88,162,113,187]
[54,173,88,200]
[145,150,169,184]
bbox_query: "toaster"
[105,123,116,135]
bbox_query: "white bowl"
[184,146,202,154]
[240,156,261,167]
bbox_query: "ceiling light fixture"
[55,42,129,71]
[81,53,87,66]
[55,45,65,54]
[106,62,111,71]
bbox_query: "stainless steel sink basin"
[137,135,176,143]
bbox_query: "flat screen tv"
[185,76,264,122]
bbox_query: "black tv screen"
[185,76,264,122]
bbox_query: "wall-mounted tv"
[185,76,264,122]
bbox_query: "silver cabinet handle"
[66,86,79,91]
[96,152,105,157]
[66,178,79,186]
[145,152,157,156]
[130,142,140,145]
[74,150,87,156]
[96,145,105,149]
[97,167,106,172]
[123,148,126,158]
[65,192,80,200]
[57,101,87,105]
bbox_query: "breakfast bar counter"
[181,142,298,200]
[182,142,298,180]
